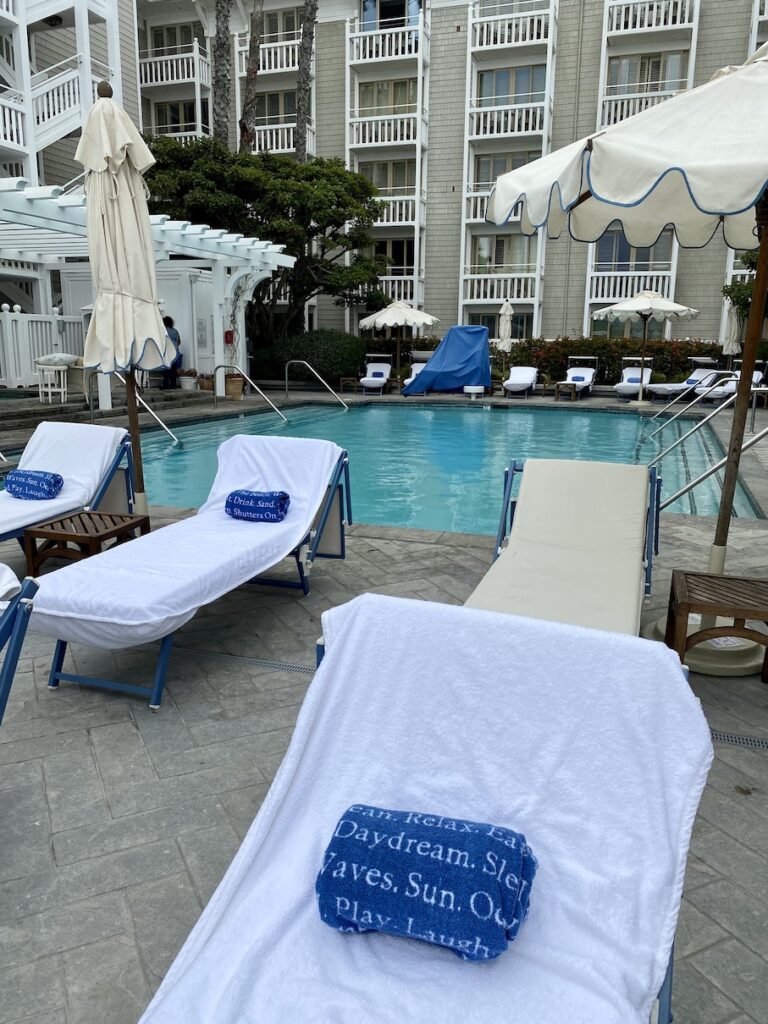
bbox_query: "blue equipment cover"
[402,326,491,395]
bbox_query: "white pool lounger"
[29,435,350,707]
[466,459,658,635]
[138,593,712,1024]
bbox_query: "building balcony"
[252,121,316,156]
[375,193,423,225]
[0,90,24,151]
[0,0,16,24]
[349,111,422,148]
[589,268,673,302]
[463,268,537,302]
[468,100,545,139]
[606,0,696,36]
[600,84,683,127]
[464,186,523,223]
[348,16,427,64]
[471,0,551,52]
[139,43,210,89]
[236,32,301,75]
[152,123,212,145]
[379,272,423,304]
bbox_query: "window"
[148,23,204,56]
[254,90,299,125]
[154,100,206,133]
[361,0,421,30]
[359,160,417,194]
[477,65,546,107]
[264,9,302,42]
[470,234,534,273]
[371,238,415,274]
[358,79,417,116]
[592,317,664,341]
[473,149,539,188]
[606,52,687,95]
[468,311,532,339]
[595,227,673,272]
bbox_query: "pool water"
[141,404,758,535]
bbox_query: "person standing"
[162,316,182,389]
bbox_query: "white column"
[14,22,37,184]
[212,261,227,397]
[193,38,203,136]
[105,7,123,104]
[74,1,94,118]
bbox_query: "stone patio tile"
[177,822,241,904]
[674,897,728,959]
[188,703,302,746]
[715,744,768,788]
[52,796,226,865]
[89,720,156,789]
[696,787,768,856]
[0,730,89,768]
[706,759,768,823]
[149,727,292,778]
[0,781,53,883]
[0,891,128,970]
[684,852,722,891]
[0,703,131,746]
[690,939,768,1024]
[686,880,768,960]
[218,783,270,840]
[42,748,110,832]
[0,761,41,793]
[11,1011,67,1024]
[669,960,741,1024]
[0,840,184,919]
[126,873,202,993]
[0,959,65,1024]
[130,700,195,757]
[691,828,768,904]
[106,761,266,818]
[62,934,149,1024]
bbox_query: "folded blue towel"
[572,375,585,382]
[5,470,63,500]
[371,371,385,378]
[685,377,698,385]
[316,804,537,962]
[627,376,641,383]
[225,490,290,522]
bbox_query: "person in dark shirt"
[162,315,182,389]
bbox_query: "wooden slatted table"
[664,570,768,682]
[24,510,151,577]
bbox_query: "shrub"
[270,330,369,383]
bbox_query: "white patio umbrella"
[359,299,439,372]
[75,82,176,515]
[722,300,742,358]
[496,301,515,374]
[592,291,699,403]
[486,41,768,580]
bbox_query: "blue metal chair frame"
[493,460,662,596]
[47,452,351,710]
[0,577,38,726]
[0,437,136,547]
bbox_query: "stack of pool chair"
[645,366,718,402]
[466,458,660,636]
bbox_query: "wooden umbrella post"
[638,314,649,404]
[125,370,148,514]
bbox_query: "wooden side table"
[555,381,578,401]
[339,377,359,393]
[24,511,151,577]
[664,570,768,682]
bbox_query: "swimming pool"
[141,404,758,535]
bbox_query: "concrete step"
[0,392,214,432]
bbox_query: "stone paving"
[1,507,768,1023]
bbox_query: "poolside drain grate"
[710,728,768,750]
[171,645,315,676]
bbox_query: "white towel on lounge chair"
[360,362,392,390]
[695,369,762,400]
[0,422,127,538]
[614,366,651,398]
[404,363,427,386]
[139,593,712,1024]
[0,565,20,601]
[646,366,716,397]
[556,366,595,392]
[29,436,343,649]
[502,366,537,394]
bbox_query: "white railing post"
[194,38,203,137]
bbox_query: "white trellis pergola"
[0,177,295,398]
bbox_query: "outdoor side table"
[555,382,578,401]
[339,377,359,393]
[24,510,151,577]
[664,569,768,682]
[464,385,485,400]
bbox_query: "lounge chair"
[403,362,427,388]
[0,568,37,726]
[502,366,538,397]
[645,366,718,401]
[466,459,660,635]
[28,435,351,708]
[0,422,133,545]
[138,592,712,1024]
[555,365,596,396]
[359,361,392,395]
[695,369,763,401]
[613,365,651,400]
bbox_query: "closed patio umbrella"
[592,291,699,403]
[359,300,439,373]
[722,300,742,358]
[75,82,175,515]
[486,41,768,583]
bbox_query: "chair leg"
[47,639,68,690]
[149,635,174,710]
[0,601,34,726]
[657,946,674,1024]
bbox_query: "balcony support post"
[12,18,35,182]
[194,38,203,137]
[74,1,93,119]
[106,10,122,104]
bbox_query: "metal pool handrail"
[213,364,288,422]
[284,361,349,410]
[88,372,181,444]
[646,373,737,439]
[647,392,738,469]
[660,422,768,511]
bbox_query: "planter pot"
[225,375,244,401]
[178,377,198,392]
[198,378,214,392]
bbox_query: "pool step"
[0,392,214,433]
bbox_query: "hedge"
[263,330,369,383]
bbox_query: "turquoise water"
[141,404,758,535]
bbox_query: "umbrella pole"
[125,370,149,516]
[638,315,648,404]
[708,195,768,575]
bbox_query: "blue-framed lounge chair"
[138,593,712,1024]
[645,365,718,402]
[0,422,134,546]
[466,459,661,635]
[0,570,38,726]
[27,435,351,709]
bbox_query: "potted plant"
[178,368,198,392]
[198,373,214,392]
[224,373,245,401]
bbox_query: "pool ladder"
[88,372,182,444]
[212,364,288,422]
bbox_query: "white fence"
[349,22,422,61]
[376,195,417,224]
[252,122,316,154]
[0,91,24,148]
[600,87,681,126]
[350,113,419,146]
[0,310,84,388]
[139,44,211,87]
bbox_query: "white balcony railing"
[472,1,550,50]
[31,67,80,136]
[463,271,537,302]
[0,310,85,388]
[139,43,211,88]
[0,0,15,18]
[465,187,520,222]
[380,274,417,303]
[376,195,418,224]
[589,270,673,302]
[468,100,545,138]
[606,0,696,33]
[350,113,419,146]
[349,18,423,62]
[600,87,681,126]
[153,125,211,144]
[236,32,301,75]
[253,122,316,155]
[0,91,24,148]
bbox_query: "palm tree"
[213,0,234,144]
[295,0,318,163]
[239,0,264,153]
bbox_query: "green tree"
[212,0,233,145]
[144,136,387,340]
[722,249,759,341]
